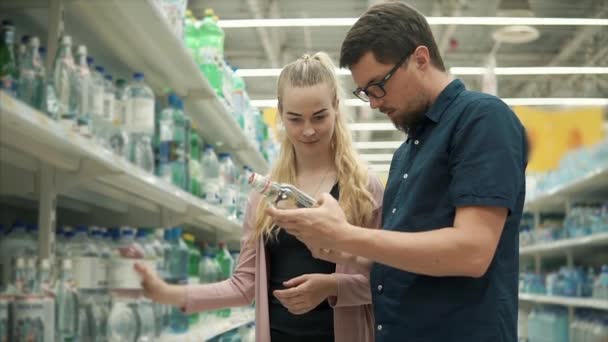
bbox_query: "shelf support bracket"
[37,162,57,260]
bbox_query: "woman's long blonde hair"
[252,52,376,241]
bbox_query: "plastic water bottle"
[166,228,189,333]
[107,228,145,342]
[15,34,29,72]
[215,242,234,318]
[231,69,246,127]
[201,145,221,205]
[183,233,201,325]
[0,20,18,97]
[125,72,155,173]
[199,246,221,321]
[219,153,238,219]
[158,94,189,190]
[18,36,45,111]
[0,221,36,288]
[147,229,166,337]
[52,35,78,129]
[237,166,252,222]
[12,257,56,342]
[184,9,199,58]
[0,288,11,342]
[197,9,224,96]
[188,130,203,197]
[221,60,234,108]
[594,265,608,299]
[133,229,156,342]
[55,258,78,341]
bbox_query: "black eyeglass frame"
[352,54,411,102]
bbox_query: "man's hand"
[266,193,350,249]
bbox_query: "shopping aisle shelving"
[525,167,608,213]
[6,0,268,173]
[0,92,240,233]
[160,309,254,341]
[520,232,608,258]
[519,294,608,311]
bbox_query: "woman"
[135,52,384,342]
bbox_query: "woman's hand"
[134,262,186,307]
[273,273,337,315]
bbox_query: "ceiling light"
[369,164,391,172]
[219,17,608,28]
[238,67,608,77]
[354,141,404,149]
[250,98,608,109]
[360,154,394,162]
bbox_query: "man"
[267,2,528,342]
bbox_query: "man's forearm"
[335,224,492,278]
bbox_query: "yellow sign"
[514,106,604,172]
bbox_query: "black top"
[266,183,339,342]
[371,79,528,342]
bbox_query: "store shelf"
[160,309,254,342]
[0,92,240,233]
[520,233,608,258]
[519,293,608,311]
[525,167,608,213]
[6,0,268,173]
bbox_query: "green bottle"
[197,9,224,97]
[184,10,199,58]
[182,233,201,325]
[189,129,203,197]
[215,242,234,318]
[0,20,18,97]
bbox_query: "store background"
[0,0,607,341]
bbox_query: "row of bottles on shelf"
[519,203,608,247]
[520,265,608,299]
[182,9,278,161]
[0,222,238,341]
[528,139,608,199]
[519,307,608,342]
[0,18,279,172]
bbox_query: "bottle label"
[113,99,126,125]
[73,257,99,289]
[199,47,219,64]
[96,258,109,288]
[91,91,104,117]
[12,296,55,342]
[160,119,173,141]
[205,182,221,205]
[130,98,155,133]
[103,94,115,121]
[108,259,155,290]
[221,187,237,209]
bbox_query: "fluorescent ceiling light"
[450,67,608,75]
[250,98,608,109]
[349,123,395,131]
[360,154,394,162]
[503,98,608,106]
[369,164,391,172]
[354,141,403,149]
[238,67,608,77]
[236,68,351,77]
[219,17,608,28]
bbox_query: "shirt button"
[377,324,383,331]
[403,173,408,179]
[414,140,419,145]
[377,284,383,293]
[392,208,396,214]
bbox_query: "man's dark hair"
[339,2,445,71]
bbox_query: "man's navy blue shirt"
[371,79,527,342]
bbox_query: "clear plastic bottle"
[0,221,36,287]
[109,78,129,158]
[107,228,144,342]
[219,153,238,219]
[0,20,18,97]
[125,72,155,173]
[183,233,201,325]
[18,36,46,111]
[201,144,221,205]
[166,228,189,333]
[158,94,189,190]
[237,166,252,222]
[52,35,78,130]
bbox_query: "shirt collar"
[424,78,465,123]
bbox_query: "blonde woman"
[135,52,384,342]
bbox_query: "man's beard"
[391,107,427,134]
